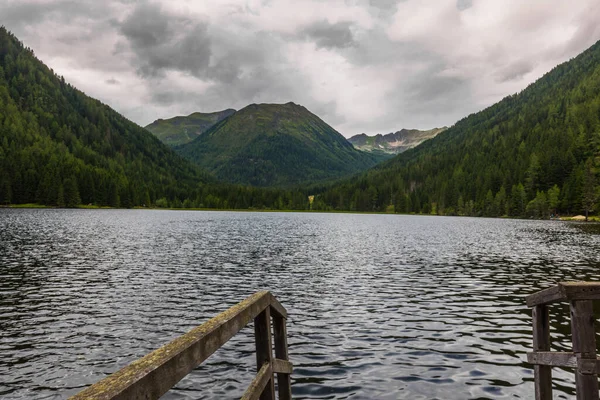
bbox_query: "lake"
[1,209,600,399]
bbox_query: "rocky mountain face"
[348,127,446,155]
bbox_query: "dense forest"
[313,39,600,218]
[175,102,381,187]
[0,27,311,210]
[3,24,600,218]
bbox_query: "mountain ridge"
[145,109,236,146]
[313,38,600,217]
[348,127,446,155]
[176,102,381,187]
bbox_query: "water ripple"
[1,210,600,399]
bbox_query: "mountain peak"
[348,127,445,155]
[176,103,379,186]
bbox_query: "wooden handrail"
[70,291,292,400]
[527,282,599,400]
[526,281,600,307]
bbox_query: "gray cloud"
[0,0,96,27]
[1,0,599,136]
[300,20,355,49]
[495,60,534,82]
[456,0,473,11]
[118,2,211,78]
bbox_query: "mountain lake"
[1,208,600,399]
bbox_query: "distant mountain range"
[4,25,600,217]
[348,128,446,155]
[145,109,236,146]
[174,102,380,187]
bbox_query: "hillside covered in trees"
[175,102,381,187]
[314,39,600,218]
[145,109,236,147]
[0,27,310,210]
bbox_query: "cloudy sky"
[2,0,600,136]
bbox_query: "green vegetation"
[4,24,600,219]
[0,27,311,210]
[0,27,214,208]
[145,109,236,146]
[176,102,380,187]
[314,39,600,219]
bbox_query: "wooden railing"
[526,282,600,400]
[70,291,292,400]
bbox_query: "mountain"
[175,102,380,187]
[314,39,600,218]
[145,109,236,146]
[0,28,314,210]
[348,127,446,155]
[0,27,216,207]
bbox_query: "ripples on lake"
[1,209,600,399]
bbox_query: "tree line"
[312,39,600,219]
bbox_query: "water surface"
[1,209,600,399]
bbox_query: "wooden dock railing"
[526,282,600,400]
[70,291,292,400]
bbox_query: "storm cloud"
[1,0,599,136]
[301,20,355,49]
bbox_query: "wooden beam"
[532,305,552,400]
[527,282,600,307]
[273,314,292,400]
[527,352,577,368]
[254,308,275,400]
[563,282,600,302]
[272,359,293,374]
[241,363,272,400]
[570,300,599,400]
[69,291,271,400]
[527,285,563,307]
[269,293,288,319]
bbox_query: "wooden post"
[533,305,552,400]
[272,312,292,400]
[254,307,275,400]
[570,300,599,400]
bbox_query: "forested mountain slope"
[0,28,314,210]
[315,39,600,217]
[0,27,217,207]
[176,102,380,187]
[145,109,236,146]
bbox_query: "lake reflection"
[1,209,600,399]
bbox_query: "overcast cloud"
[2,0,600,136]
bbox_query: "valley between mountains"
[1,26,600,219]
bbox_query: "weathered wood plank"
[563,282,600,302]
[69,291,271,400]
[527,352,577,368]
[273,314,292,400]
[570,300,599,400]
[240,363,272,400]
[532,305,552,400]
[254,308,275,400]
[269,293,288,319]
[272,359,293,374]
[527,285,564,307]
[527,282,600,307]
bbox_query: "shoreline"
[2,204,599,221]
